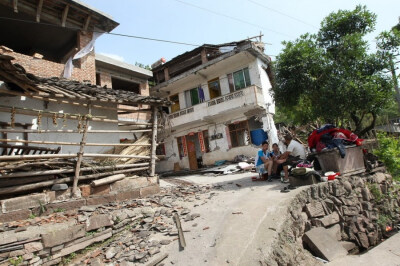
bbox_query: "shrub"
[374,133,400,180]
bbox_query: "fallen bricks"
[0,184,210,265]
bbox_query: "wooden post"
[149,106,158,177]
[72,104,91,197]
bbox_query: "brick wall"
[98,72,112,88]
[0,31,96,84]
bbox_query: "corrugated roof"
[0,54,169,106]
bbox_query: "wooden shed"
[0,54,169,200]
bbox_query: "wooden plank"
[0,138,151,146]
[90,174,125,187]
[173,213,186,249]
[149,106,158,177]
[0,129,151,134]
[83,15,91,31]
[0,163,149,179]
[61,4,69,27]
[36,0,43,22]
[72,105,90,196]
[0,154,151,161]
[0,167,148,196]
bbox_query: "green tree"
[376,23,400,113]
[273,5,392,136]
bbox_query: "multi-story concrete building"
[151,40,278,172]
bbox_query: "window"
[156,143,166,156]
[228,67,251,92]
[208,78,221,99]
[228,121,250,148]
[170,94,180,113]
[184,87,204,107]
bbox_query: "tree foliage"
[273,5,392,136]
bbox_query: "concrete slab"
[303,227,348,261]
[328,233,400,266]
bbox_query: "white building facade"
[151,41,278,172]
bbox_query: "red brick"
[86,195,116,206]
[91,184,110,196]
[0,209,31,223]
[80,185,91,198]
[140,185,160,198]
[115,190,140,202]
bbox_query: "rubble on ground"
[0,184,215,266]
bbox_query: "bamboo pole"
[72,105,91,197]
[149,106,158,177]
[0,167,149,196]
[90,174,125,187]
[0,129,151,134]
[0,139,151,146]
[0,163,150,179]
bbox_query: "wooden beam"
[0,88,152,112]
[0,168,149,196]
[83,15,91,31]
[0,153,151,161]
[36,0,43,22]
[149,106,158,177]
[0,129,151,134]
[13,0,18,12]
[90,174,125,187]
[0,139,151,146]
[0,163,149,179]
[72,104,90,196]
[61,4,69,27]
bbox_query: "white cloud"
[99,52,125,62]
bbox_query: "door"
[187,140,198,170]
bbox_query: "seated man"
[255,141,273,181]
[270,143,283,178]
[275,134,306,183]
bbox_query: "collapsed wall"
[264,170,400,265]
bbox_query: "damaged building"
[151,40,278,171]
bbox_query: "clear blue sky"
[82,0,400,66]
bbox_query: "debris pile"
[0,184,212,265]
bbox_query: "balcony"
[168,85,265,129]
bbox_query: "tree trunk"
[389,56,400,113]
[357,112,377,137]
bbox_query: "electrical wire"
[246,0,318,29]
[171,0,294,38]
[0,16,272,50]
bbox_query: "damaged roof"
[0,54,170,106]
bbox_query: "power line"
[172,0,294,38]
[0,16,271,50]
[246,0,318,29]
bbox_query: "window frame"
[169,94,180,113]
[228,67,251,92]
[228,120,251,148]
[208,77,221,99]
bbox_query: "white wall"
[1,96,120,154]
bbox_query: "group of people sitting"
[255,134,307,183]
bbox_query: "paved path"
[160,172,298,266]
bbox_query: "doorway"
[186,133,202,170]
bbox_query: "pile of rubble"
[0,184,214,266]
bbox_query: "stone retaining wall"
[264,170,400,265]
[0,176,159,223]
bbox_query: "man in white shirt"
[275,134,307,183]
